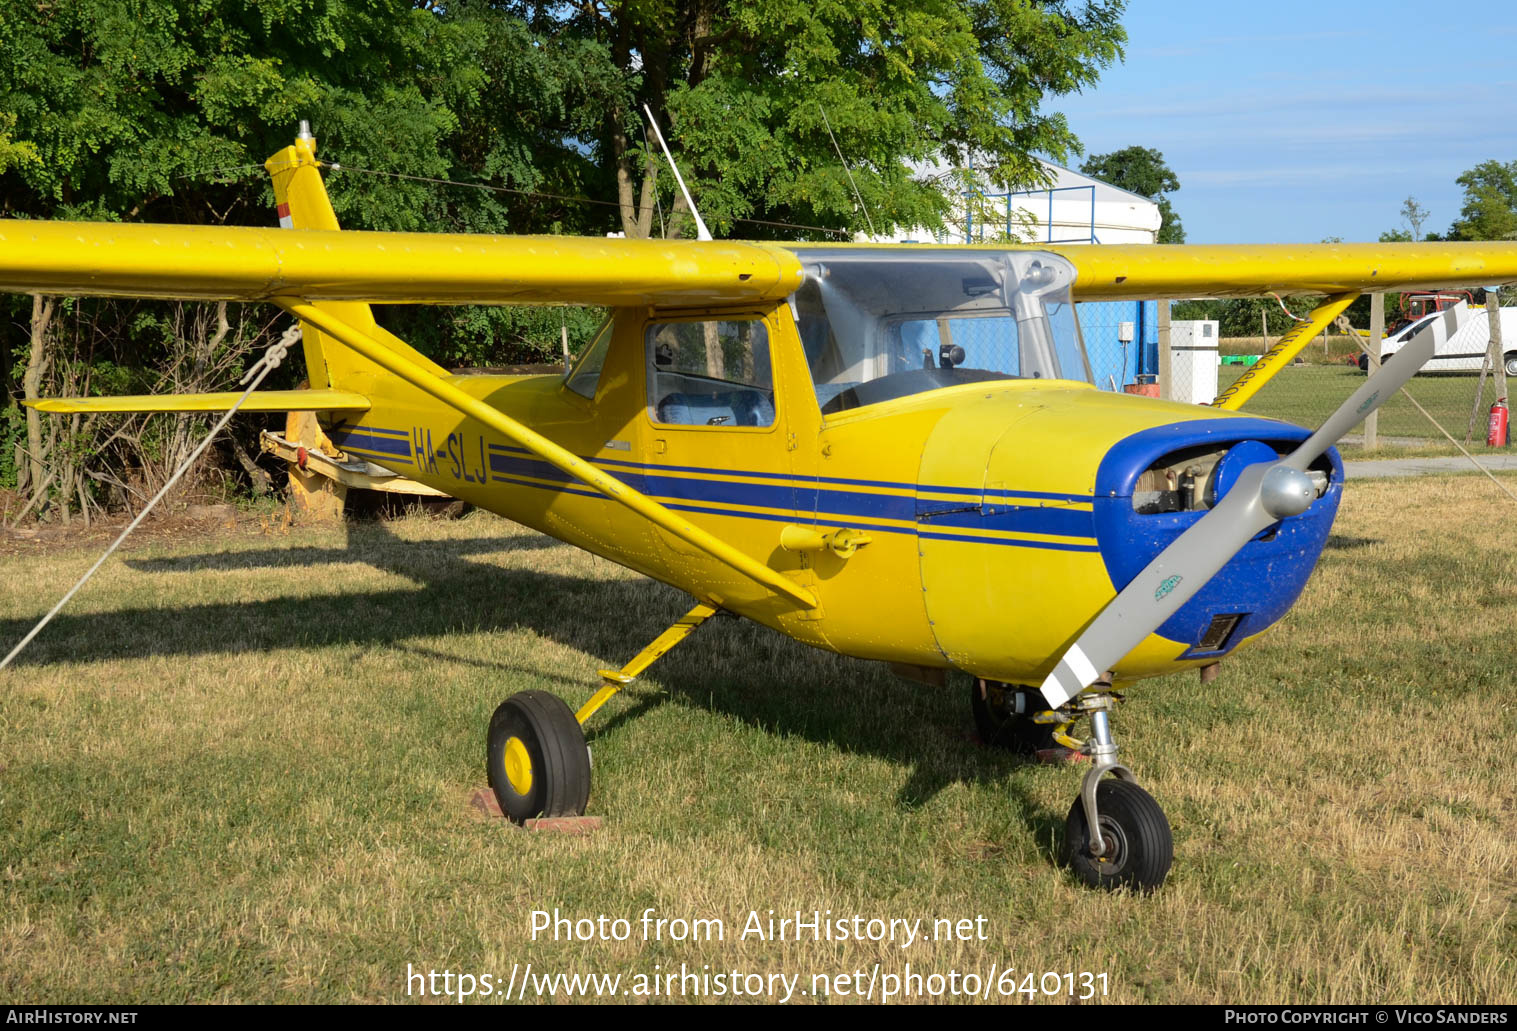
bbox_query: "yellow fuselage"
[324,301,1315,688]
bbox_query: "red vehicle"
[1393,291,1474,332]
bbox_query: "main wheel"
[970,678,1058,757]
[1357,352,1370,372]
[487,690,591,824]
[1059,778,1173,892]
[1505,352,1517,378]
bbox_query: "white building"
[867,158,1163,246]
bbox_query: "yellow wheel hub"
[503,736,533,795]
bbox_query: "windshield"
[786,248,1088,414]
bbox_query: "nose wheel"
[1032,689,1174,892]
[1059,778,1172,891]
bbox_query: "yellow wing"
[5,220,1517,307]
[4,134,1517,324]
[1045,242,1517,301]
[0,219,805,308]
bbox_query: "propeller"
[1039,302,1464,708]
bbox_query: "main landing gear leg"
[1044,690,1174,892]
[486,601,718,824]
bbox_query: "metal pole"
[1365,293,1383,450]
[1157,301,1172,401]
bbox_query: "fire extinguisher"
[1489,397,1509,447]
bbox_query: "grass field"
[2,482,1514,1005]
[1218,362,1507,444]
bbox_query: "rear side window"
[646,320,774,427]
[564,317,613,398]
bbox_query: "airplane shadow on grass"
[11,521,1068,849]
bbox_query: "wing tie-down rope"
[0,324,300,671]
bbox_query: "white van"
[1368,299,1517,375]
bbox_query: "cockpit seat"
[657,390,775,427]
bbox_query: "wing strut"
[274,298,819,611]
[1211,292,1357,410]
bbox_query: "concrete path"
[1343,454,1517,479]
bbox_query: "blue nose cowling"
[1091,419,1343,660]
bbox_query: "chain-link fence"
[1078,299,1159,393]
[1157,300,1513,446]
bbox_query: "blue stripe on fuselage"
[329,428,413,459]
[344,429,1097,550]
[484,445,1094,537]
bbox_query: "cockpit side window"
[645,319,775,428]
[1045,299,1092,382]
[564,317,614,399]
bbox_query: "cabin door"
[639,309,813,609]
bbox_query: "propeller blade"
[1039,302,1464,708]
[1038,463,1278,706]
[1285,302,1462,470]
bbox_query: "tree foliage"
[1171,296,1315,338]
[1079,144,1183,243]
[0,1,629,372]
[1400,196,1430,241]
[0,0,1131,510]
[1447,160,1517,242]
[1,0,1131,347]
[523,0,1130,240]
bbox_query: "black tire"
[487,690,591,824]
[971,678,1058,757]
[1059,778,1173,892]
[1358,352,1370,372]
[1505,352,1517,378]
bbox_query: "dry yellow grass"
[0,475,1514,1004]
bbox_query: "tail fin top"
[263,127,448,387]
[264,123,342,233]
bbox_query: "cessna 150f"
[2,129,1508,891]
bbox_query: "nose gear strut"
[1026,684,1173,891]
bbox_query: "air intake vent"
[1198,613,1245,652]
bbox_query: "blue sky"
[1050,2,1517,244]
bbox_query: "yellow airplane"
[2,128,1510,891]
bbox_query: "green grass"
[1220,363,1508,443]
[1,492,1514,1004]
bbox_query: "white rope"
[0,325,299,671]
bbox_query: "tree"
[537,0,1129,239]
[0,113,37,175]
[0,2,623,369]
[1079,144,1184,243]
[1400,196,1430,240]
[0,0,1133,513]
[1171,296,1312,338]
[1447,160,1517,241]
